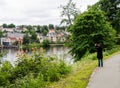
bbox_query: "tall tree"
[41,25,48,36]
[31,30,38,43]
[97,0,120,34]
[55,25,66,30]
[22,34,30,45]
[3,23,15,28]
[2,23,7,28]
[7,23,15,28]
[60,0,80,26]
[48,24,54,29]
[68,9,116,61]
[36,25,41,33]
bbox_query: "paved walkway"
[87,54,120,88]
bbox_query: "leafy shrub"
[0,61,13,73]
[46,64,60,82]
[42,39,50,48]
[0,61,12,86]
[0,72,11,86]
[9,74,46,88]
[58,60,72,75]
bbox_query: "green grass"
[47,55,97,88]
[47,46,120,88]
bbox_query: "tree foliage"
[60,0,80,26]
[30,30,38,43]
[2,23,15,28]
[2,24,7,28]
[55,25,66,31]
[8,23,15,28]
[42,39,50,48]
[36,25,41,33]
[41,25,49,36]
[49,24,54,29]
[69,9,116,61]
[94,0,120,34]
[22,34,30,45]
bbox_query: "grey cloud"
[24,8,58,17]
[0,0,99,25]
[0,13,60,25]
[0,0,5,5]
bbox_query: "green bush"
[0,72,10,86]
[0,61,12,86]
[46,65,61,82]
[58,60,72,75]
[9,74,46,88]
[0,74,7,86]
[42,39,50,48]
[0,61,13,73]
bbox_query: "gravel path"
[87,54,120,88]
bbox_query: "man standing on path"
[95,42,103,67]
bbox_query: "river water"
[0,46,73,65]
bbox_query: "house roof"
[7,33,24,38]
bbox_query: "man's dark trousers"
[98,58,103,67]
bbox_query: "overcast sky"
[0,0,99,25]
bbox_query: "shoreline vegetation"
[0,46,71,88]
[0,43,64,50]
[22,43,64,51]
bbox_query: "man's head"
[95,42,102,47]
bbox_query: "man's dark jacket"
[95,46,103,59]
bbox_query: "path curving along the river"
[87,54,120,88]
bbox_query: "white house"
[46,29,57,42]
[2,28,15,33]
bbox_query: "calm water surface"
[1,46,73,65]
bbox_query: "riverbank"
[0,45,18,49]
[22,43,64,51]
[47,46,120,88]
[0,43,64,50]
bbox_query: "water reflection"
[46,46,73,64]
[1,46,73,65]
[1,49,18,65]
